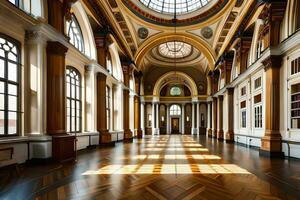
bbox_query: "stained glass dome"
[158,41,192,59]
[139,0,211,15]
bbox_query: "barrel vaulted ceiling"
[85,0,253,84]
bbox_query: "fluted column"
[182,104,185,134]
[217,96,224,140]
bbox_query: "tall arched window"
[170,105,181,116]
[0,34,21,136]
[66,15,84,53]
[66,67,82,133]
[106,86,111,130]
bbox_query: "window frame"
[0,33,22,137]
[170,104,181,116]
[66,66,82,133]
[67,14,85,54]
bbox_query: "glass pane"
[71,117,76,132]
[8,62,17,82]
[8,52,17,62]
[76,117,80,131]
[0,59,4,78]
[8,84,17,96]
[0,111,4,135]
[8,95,17,111]
[0,94,4,110]
[67,116,70,132]
[66,82,70,97]
[0,82,4,93]
[8,112,17,134]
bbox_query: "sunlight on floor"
[82,136,251,176]
[82,164,250,175]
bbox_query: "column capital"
[25,30,48,45]
[262,55,282,71]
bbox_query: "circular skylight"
[139,0,211,15]
[158,41,192,59]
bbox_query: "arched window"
[0,34,21,136]
[66,67,82,133]
[66,15,84,53]
[106,54,112,74]
[170,105,181,116]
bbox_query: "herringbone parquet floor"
[1,135,300,200]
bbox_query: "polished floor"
[1,135,300,200]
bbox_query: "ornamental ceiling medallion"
[138,27,149,39]
[201,27,213,39]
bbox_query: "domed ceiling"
[122,0,229,26]
[138,0,211,15]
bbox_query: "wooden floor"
[1,135,300,200]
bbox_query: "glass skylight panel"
[158,41,192,59]
[139,0,211,14]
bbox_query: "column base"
[99,130,115,146]
[207,129,212,137]
[217,130,224,141]
[212,130,217,138]
[259,131,283,158]
[225,131,234,142]
[136,129,143,139]
[192,128,198,135]
[124,129,133,143]
[52,135,76,163]
[153,128,160,135]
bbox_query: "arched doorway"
[170,105,181,134]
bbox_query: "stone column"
[134,96,143,138]
[217,96,224,140]
[156,103,160,135]
[212,97,218,138]
[141,102,145,135]
[166,104,170,134]
[152,103,155,135]
[260,56,283,157]
[182,104,185,134]
[25,30,47,136]
[225,88,234,142]
[192,103,196,135]
[207,101,212,137]
[85,65,96,132]
[96,72,113,145]
[196,102,200,135]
